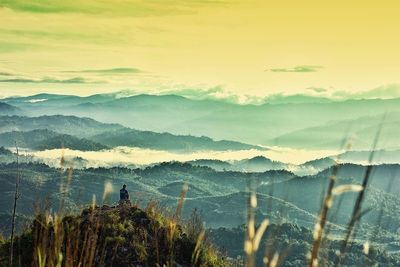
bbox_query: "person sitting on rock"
[120,184,129,202]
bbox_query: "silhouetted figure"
[120,184,129,201]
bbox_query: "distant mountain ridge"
[187,156,287,172]
[1,160,399,237]
[0,115,124,137]
[0,115,262,152]
[4,92,400,149]
[0,129,108,151]
[271,112,400,150]
[0,102,20,115]
[91,128,260,151]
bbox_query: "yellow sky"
[1,0,400,98]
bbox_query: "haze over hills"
[0,129,108,151]
[0,115,124,138]
[4,0,400,264]
[1,160,399,245]
[0,102,20,115]
[272,112,400,150]
[2,92,400,267]
[91,128,259,151]
[2,160,399,266]
[1,95,400,266]
[187,156,288,172]
[3,92,400,150]
[0,115,262,152]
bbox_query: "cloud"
[307,87,328,93]
[164,86,225,99]
[268,65,323,73]
[160,86,266,105]
[0,0,226,16]
[64,67,142,74]
[333,84,400,99]
[0,71,14,76]
[0,41,34,53]
[0,77,102,84]
[263,93,332,104]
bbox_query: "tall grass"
[9,142,21,267]
[244,179,269,267]
[334,120,384,267]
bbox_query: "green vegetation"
[0,115,123,138]
[0,160,398,266]
[0,129,108,151]
[208,223,400,266]
[0,147,12,156]
[1,93,400,266]
[1,161,399,236]
[0,204,229,267]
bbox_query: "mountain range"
[0,129,108,151]
[0,115,262,152]
[0,102,21,115]
[1,160,399,245]
[1,92,400,265]
[272,112,400,150]
[187,156,288,172]
[2,92,400,150]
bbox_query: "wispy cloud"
[263,93,331,104]
[0,41,34,53]
[160,86,266,105]
[333,84,400,99]
[0,77,102,84]
[267,65,323,73]
[0,71,14,76]
[63,67,142,74]
[307,87,328,93]
[0,0,226,16]
[160,84,400,105]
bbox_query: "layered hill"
[0,129,108,151]
[0,115,261,152]
[0,102,20,115]
[271,113,400,150]
[187,156,287,172]
[1,160,400,266]
[1,161,399,233]
[91,128,259,151]
[4,93,400,148]
[0,115,123,138]
[208,223,400,266]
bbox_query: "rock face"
[0,204,228,267]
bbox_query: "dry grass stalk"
[308,161,341,267]
[334,116,384,267]
[174,183,188,222]
[9,142,21,267]
[244,179,269,267]
[192,230,206,265]
[308,139,355,267]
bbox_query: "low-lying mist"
[16,146,339,173]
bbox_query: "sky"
[1,0,400,100]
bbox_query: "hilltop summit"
[0,204,228,267]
